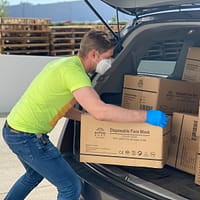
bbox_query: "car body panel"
[101,0,200,16]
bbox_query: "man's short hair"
[79,29,117,57]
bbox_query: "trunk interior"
[60,21,200,200]
[91,22,200,199]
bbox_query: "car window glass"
[137,39,184,77]
[138,60,176,77]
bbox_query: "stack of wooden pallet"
[0,17,51,55]
[0,17,125,57]
[95,24,124,32]
[49,25,93,56]
[49,24,124,56]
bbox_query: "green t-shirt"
[7,56,92,134]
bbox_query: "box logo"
[166,91,174,100]
[94,128,106,138]
[137,79,143,88]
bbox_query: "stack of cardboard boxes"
[120,74,200,174]
[181,47,200,185]
[80,46,200,185]
[182,47,200,83]
[121,75,199,115]
[167,112,198,175]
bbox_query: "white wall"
[0,55,59,115]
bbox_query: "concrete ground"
[0,117,66,200]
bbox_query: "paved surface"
[0,117,66,200]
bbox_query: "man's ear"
[88,49,96,59]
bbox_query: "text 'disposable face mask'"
[95,58,113,75]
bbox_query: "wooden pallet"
[0,20,125,56]
[0,17,51,25]
[2,36,49,44]
[49,24,124,56]
[95,24,124,32]
[1,24,49,31]
[50,25,93,56]
[2,49,49,55]
[0,17,51,55]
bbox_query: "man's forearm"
[72,86,167,128]
[94,103,147,122]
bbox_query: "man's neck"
[77,53,90,73]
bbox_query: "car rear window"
[138,39,184,77]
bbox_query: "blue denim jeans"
[2,122,81,200]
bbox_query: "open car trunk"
[58,1,200,199]
[92,23,200,200]
[58,18,200,200]
[99,23,200,199]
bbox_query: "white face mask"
[95,58,113,75]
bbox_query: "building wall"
[0,55,58,114]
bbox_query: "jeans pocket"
[7,138,33,163]
[3,126,33,163]
[33,136,61,160]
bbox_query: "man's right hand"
[145,110,168,128]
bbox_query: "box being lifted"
[121,75,200,115]
[80,114,171,169]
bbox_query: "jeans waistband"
[5,121,21,133]
[5,121,46,140]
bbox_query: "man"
[2,29,167,200]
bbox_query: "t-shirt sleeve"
[62,64,92,92]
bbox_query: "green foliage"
[0,0,9,17]
[112,15,117,24]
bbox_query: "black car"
[58,1,200,199]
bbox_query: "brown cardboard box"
[195,140,200,185]
[167,113,183,167]
[195,106,200,185]
[121,75,200,114]
[80,114,171,168]
[167,112,198,175]
[186,47,200,59]
[182,47,200,82]
[197,105,200,137]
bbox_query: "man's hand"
[146,110,168,128]
[64,107,82,121]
